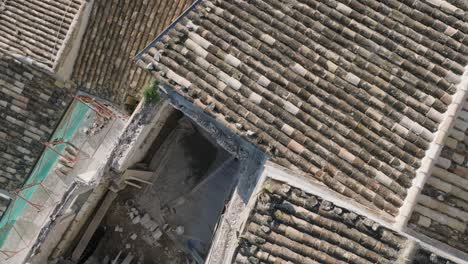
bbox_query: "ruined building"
[0,0,193,194]
[0,0,193,262]
[135,0,468,263]
[0,0,467,264]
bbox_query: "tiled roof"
[0,52,74,191]
[137,0,468,216]
[413,247,460,264]
[0,0,85,70]
[409,98,468,253]
[72,0,194,103]
[234,179,407,264]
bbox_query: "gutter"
[395,66,468,230]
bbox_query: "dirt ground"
[85,118,239,264]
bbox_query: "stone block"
[152,228,163,241]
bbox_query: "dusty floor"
[87,118,240,264]
[89,194,190,264]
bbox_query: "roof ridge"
[51,0,87,73]
[395,65,468,230]
[134,0,204,61]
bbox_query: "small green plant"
[143,79,160,103]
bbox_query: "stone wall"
[0,53,75,191]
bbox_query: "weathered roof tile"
[0,52,74,192]
[234,179,407,264]
[410,98,468,253]
[0,0,85,70]
[72,0,194,103]
[138,0,467,219]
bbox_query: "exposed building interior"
[0,0,467,264]
[76,110,244,264]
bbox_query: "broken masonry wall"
[162,86,264,161]
[111,100,178,173]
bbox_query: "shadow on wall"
[163,85,267,203]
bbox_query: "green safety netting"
[0,100,90,250]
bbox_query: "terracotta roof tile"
[413,247,461,264]
[0,52,75,192]
[138,0,467,216]
[72,0,194,103]
[410,98,468,253]
[0,0,85,70]
[234,179,407,264]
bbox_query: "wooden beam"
[71,190,118,262]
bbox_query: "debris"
[125,199,135,208]
[175,226,185,236]
[122,253,134,264]
[437,194,445,201]
[140,214,151,228]
[371,223,380,232]
[333,207,343,215]
[142,234,155,246]
[154,50,163,62]
[149,221,159,232]
[146,62,155,71]
[125,243,131,249]
[161,207,170,215]
[246,130,255,136]
[306,196,318,207]
[260,226,271,233]
[280,184,291,194]
[207,102,216,111]
[85,115,110,137]
[152,229,163,241]
[130,233,138,240]
[132,216,141,224]
[320,200,334,211]
[111,251,122,264]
